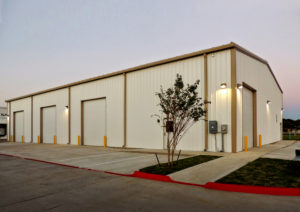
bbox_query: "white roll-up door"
[83,98,106,146]
[242,87,253,149]
[42,106,56,144]
[14,111,24,142]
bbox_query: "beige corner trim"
[123,73,127,148]
[231,48,237,153]
[31,96,33,142]
[204,54,208,151]
[68,87,71,144]
[8,102,11,141]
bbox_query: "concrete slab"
[263,141,300,160]
[169,140,296,184]
[0,142,189,174]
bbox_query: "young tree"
[155,74,207,166]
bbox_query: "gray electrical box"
[221,124,228,134]
[209,121,218,134]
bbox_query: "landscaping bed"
[140,155,220,175]
[217,158,300,188]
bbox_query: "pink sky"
[0,0,299,118]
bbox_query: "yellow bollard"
[104,136,107,147]
[38,136,40,144]
[54,135,56,144]
[22,136,24,144]
[78,136,81,146]
[10,135,13,143]
[245,136,248,152]
[259,134,262,148]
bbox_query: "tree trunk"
[167,132,170,166]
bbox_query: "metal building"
[5,42,283,152]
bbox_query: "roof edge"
[6,42,282,102]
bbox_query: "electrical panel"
[209,121,218,134]
[221,124,228,134]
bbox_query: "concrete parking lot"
[1,154,299,212]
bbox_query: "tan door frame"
[13,110,24,142]
[80,97,106,146]
[242,82,257,147]
[40,105,56,144]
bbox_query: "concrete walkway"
[263,141,300,160]
[169,140,296,184]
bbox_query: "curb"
[1,153,299,196]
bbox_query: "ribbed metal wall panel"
[207,50,232,152]
[126,56,205,151]
[33,89,68,144]
[236,51,282,152]
[70,75,124,147]
[10,97,31,142]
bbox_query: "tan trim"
[68,87,71,144]
[13,110,24,142]
[40,108,43,143]
[5,42,282,103]
[242,82,257,147]
[80,101,83,146]
[231,49,237,153]
[81,97,106,146]
[8,102,11,141]
[234,45,283,94]
[40,105,56,144]
[5,43,237,102]
[204,54,208,151]
[123,73,127,148]
[31,96,33,142]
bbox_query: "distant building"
[0,106,8,140]
[5,42,283,152]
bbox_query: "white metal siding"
[42,106,56,144]
[126,56,205,151]
[10,98,31,142]
[14,111,24,142]
[207,50,232,152]
[242,87,253,149]
[83,99,106,146]
[33,89,68,144]
[236,51,282,152]
[71,75,123,147]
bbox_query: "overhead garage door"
[42,106,56,144]
[83,98,106,146]
[14,111,24,142]
[242,87,253,149]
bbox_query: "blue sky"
[0,0,299,119]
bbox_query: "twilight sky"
[0,0,299,119]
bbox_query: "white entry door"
[14,111,24,142]
[242,87,253,149]
[42,106,56,144]
[83,99,106,146]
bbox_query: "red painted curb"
[204,182,300,196]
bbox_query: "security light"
[220,83,227,89]
[237,83,243,89]
[267,100,271,105]
[65,106,69,109]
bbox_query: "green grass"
[283,134,300,140]
[217,158,300,188]
[140,155,220,175]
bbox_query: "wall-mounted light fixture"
[237,83,243,89]
[267,100,271,105]
[220,83,227,89]
[65,106,69,110]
